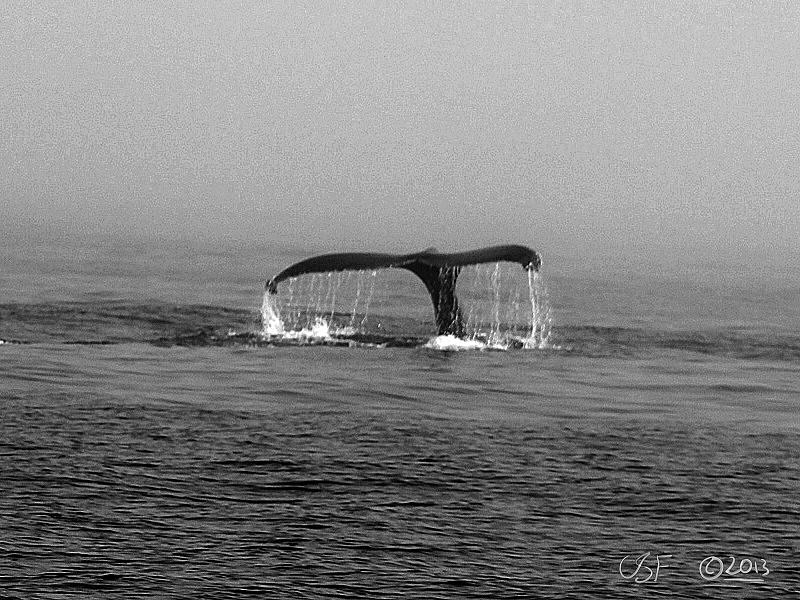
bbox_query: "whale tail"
[266,245,540,337]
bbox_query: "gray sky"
[2,1,798,268]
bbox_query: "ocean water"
[1,235,798,598]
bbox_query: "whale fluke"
[266,245,541,337]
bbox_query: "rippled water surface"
[1,236,799,598]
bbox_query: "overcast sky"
[2,1,798,268]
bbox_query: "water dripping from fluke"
[257,247,558,351]
[522,269,555,350]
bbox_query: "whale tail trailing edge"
[266,245,541,337]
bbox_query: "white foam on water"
[424,335,495,351]
[281,317,333,341]
[333,325,358,337]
